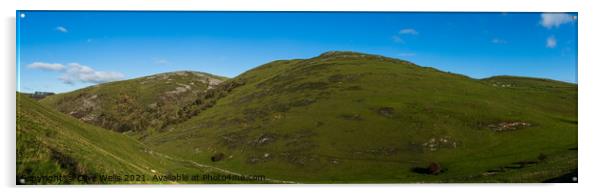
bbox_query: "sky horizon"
[17,11,578,93]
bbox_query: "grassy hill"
[17,93,268,184]
[40,71,228,137]
[140,51,577,183]
[31,51,577,183]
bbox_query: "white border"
[10,0,583,12]
[2,0,601,196]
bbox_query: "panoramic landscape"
[16,11,577,184]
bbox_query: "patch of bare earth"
[488,121,531,132]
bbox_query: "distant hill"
[20,91,56,100]
[142,51,577,182]
[40,71,228,137]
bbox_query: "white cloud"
[27,62,65,71]
[391,35,404,43]
[55,26,68,33]
[540,13,574,29]
[153,58,170,66]
[59,63,124,84]
[392,28,418,43]
[491,38,507,44]
[399,28,419,35]
[546,36,557,48]
[26,61,124,84]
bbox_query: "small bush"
[428,162,442,175]
[211,153,225,162]
[538,153,548,162]
[411,162,444,175]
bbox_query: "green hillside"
[40,71,228,137]
[17,93,267,184]
[141,51,577,183]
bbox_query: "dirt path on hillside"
[150,151,297,184]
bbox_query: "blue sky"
[17,11,577,93]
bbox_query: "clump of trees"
[173,79,246,126]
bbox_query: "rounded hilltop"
[142,70,227,80]
[314,50,416,65]
[40,70,229,134]
[318,50,383,58]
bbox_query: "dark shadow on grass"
[543,169,577,183]
[411,164,447,175]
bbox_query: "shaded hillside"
[144,51,577,183]
[19,93,188,184]
[18,93,277,184]
[40,71,228,135]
